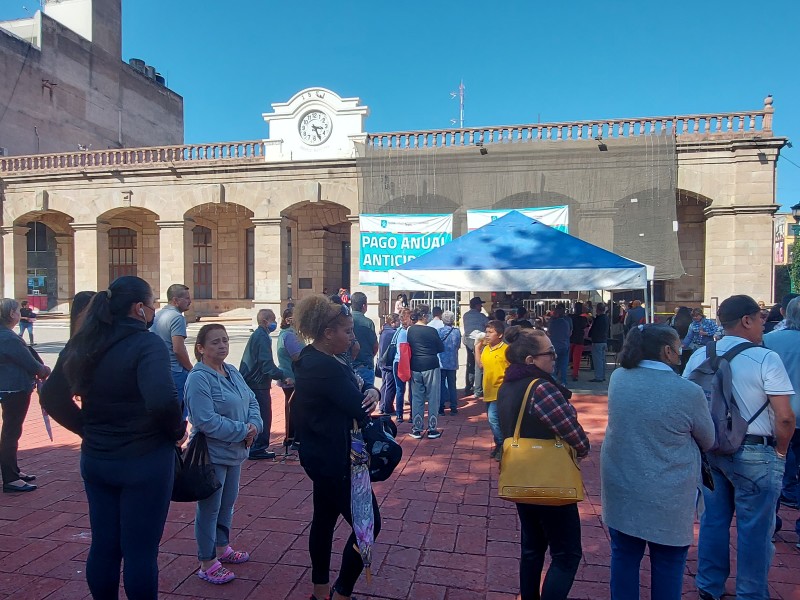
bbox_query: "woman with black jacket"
[292,294,381,600]
[41,276,186,600]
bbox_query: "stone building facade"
[0,88,788,320]
[0,0,183,157]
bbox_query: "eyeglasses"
[532,348,557,359]
[326,303,351,327]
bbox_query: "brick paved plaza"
[1,383,799,600]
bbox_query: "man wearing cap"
[462,296,488,397]
[683,295,795,600]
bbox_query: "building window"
[245,227,254,299]
[193,225,213,299]
[108,227,137,282]
[26,222,49,252]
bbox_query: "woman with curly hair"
[292,294,381,600]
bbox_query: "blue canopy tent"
[388,210,653,304]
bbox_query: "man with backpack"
[683,295,795,600]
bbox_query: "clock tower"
[262,88,369,161]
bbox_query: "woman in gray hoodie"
[185,324,263,585]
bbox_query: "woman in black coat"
[292,294,380,600]
[41,276,186,600]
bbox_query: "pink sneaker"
[197,561,235,584]
[218,546,250,564]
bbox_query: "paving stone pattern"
[2,391,799,600]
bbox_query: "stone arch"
[182,203,255,313]
[97,207,161,294]
[665,189,714,306]
[281,200,352,298]
[12,209,75,311]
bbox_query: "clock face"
[298,110,332,145]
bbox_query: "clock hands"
[311,124,323,140]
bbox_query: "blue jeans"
[697,444,784,600]
[379,367,396,414]
[393,362,408,419]
[553,344,570,386]
[172,368,189,418]
[196,463,241,561]
[486,401,502,446]
[439,369,457,412]
[591,343,607,380]
[355,364,375,388]
[81,444,175,599]
[609,527,689,600]
[18,321,33,343]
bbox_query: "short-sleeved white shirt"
[683,335,794,437]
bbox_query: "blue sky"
[4,1,800,207]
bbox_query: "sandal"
[218,546,249,564]
[197,561,235,584]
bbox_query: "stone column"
[157,220,194,304]
[72,223,110,293]
[704,207,775,317]
[348,215,380,325]
[54,234,75,313]
[251,218,284,311]
[1,225,29,300]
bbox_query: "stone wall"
[0,9,183,157]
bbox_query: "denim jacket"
[438,325,462,370]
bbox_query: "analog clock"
[298,110,332,145]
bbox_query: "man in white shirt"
[428,306,444,331]
[683,295,795,600]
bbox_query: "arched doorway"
[14,210,75,312]
[282,201,351,300]
[183,203,255,315]
[98,207,161,295]
[25,221,58,310]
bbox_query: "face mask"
[140,308,154,329]
[267,322,277,333]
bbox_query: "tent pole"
[648,280,655,323]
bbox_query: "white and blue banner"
[359,214,453,286]
[466,205,569,232]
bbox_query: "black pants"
[282,387,296,445]
[0,389,32,484]
[81,444,174,600]
[310,475,382,597]
[250,388,273,454]
[516,502,582,600]
[464,343,476,393]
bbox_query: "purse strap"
[511,379,540,445]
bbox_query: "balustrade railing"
[367,99,774,149]
[0,98,775,174]
[0,140,266,174]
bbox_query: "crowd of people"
[1,282,799,600]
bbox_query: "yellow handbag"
[498,379,584,505]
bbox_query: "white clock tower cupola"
[262,88,369,161]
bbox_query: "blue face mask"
[267,322,277,333]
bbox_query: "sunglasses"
[326,303,352,327]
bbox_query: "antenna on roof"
[450,80,465,128]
